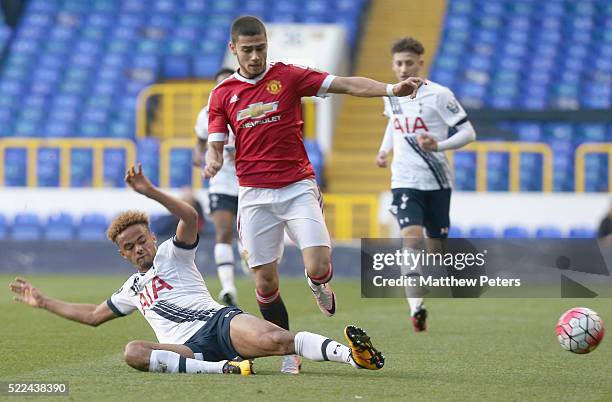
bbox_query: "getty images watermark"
[361,238,612,298]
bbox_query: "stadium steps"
[326,0,447,193]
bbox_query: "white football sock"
[149,350,226,374]
[215,243,236,293]
[294,332,354,366]
[407,298,423,316]
[400,246,424,316]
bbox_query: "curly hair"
[391,37,425,56]
[107,210,150,243]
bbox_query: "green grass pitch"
[2,274,611,401]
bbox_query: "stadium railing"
[136,82,317,140]
[323,194,380,240]
[575,143,612,192]
[0,138,135,187]
[447,141,554,192]
[156,137,378,240]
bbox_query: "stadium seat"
[45,213,75,240]
[502,226,530,239]
[4,149,27,186]
[535,226,563,238]
[448,226,462,238]
[433,0,611,110]
[137,138,160,186]
[162,56,192,79]
[104,149,127,187]
[38,148,60,187]
[568,227,596,239]
[11,213,43,241]
[0,214,7,239]
[71,149,93,187]
[169,148,193,188]
[78,214,108,241]
[468,226,496,238]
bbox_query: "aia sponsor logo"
[393,116,429,133]
[139,275,173,313]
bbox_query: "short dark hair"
[231,16,266,43]
[391,37,425,56]
[214,67,235,81]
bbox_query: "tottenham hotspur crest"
[446,99,460,114]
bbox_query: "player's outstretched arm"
[125,164,199,245]
[8,277,116,326]
[328,76,426,98]
[203,141,224,179]
[418,121,476,152]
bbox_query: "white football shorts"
[237,178,331,268]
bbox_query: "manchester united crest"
[266,80,282,95]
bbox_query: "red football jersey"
[207,62,333,188]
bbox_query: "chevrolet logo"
[237,101,279,121]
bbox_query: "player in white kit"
[194,68,242,307]
[376,37,476,331]
[9,165,385,374]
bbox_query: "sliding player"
[9,165,384,375]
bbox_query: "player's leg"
[252,261,289,329]
[239,192,298,373]
[283,180,335,316]
[123,340,246,374]
[394,188,428,331]
[300,246,335,316]
[228,313,384,370]
[210,193,239,306]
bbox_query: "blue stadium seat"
[4,149,27,186]
[137,138,160,186]
[169,148,193,188]
[434,0,611,110]
[535,226,563,238]
[78,214,108,241]
[569,227,596,239]
[468,226,496,238]
[104,149,127,187]
[503,226,530,239]
[11,213,43,240]
[193,57,222,78]
[0,214,7,239]
[448,226,462,238]
[38,148,60,187]
[0,0,368,189]
[71,149,93,187]
[162,56,192,79]
[45,213,75,240]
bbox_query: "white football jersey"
[382,80,467,191]
[107,238,224,345]
[195,106,239,196]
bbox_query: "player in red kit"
[204,16,424,373]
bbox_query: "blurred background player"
[194,67,242,307]
[204,16,423,373]
[9,164,385,375]
[376,37,476,331]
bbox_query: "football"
[556,307,605,354]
